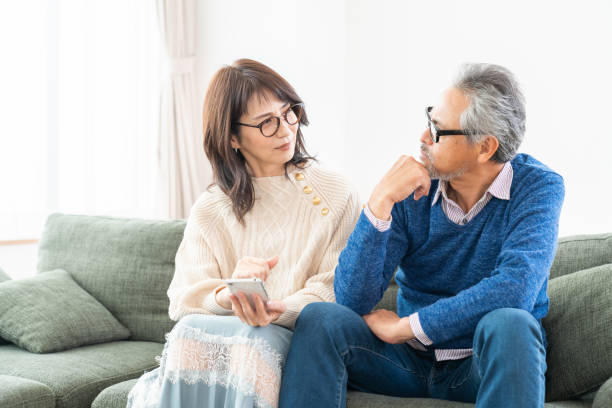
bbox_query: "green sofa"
[0,213,610,408]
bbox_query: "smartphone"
[224,278,269,308]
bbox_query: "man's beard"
[420,144,468,181]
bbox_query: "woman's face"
[231,91,299,177]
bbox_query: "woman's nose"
[276,118,293,138]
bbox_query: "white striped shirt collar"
[431,161,513,207]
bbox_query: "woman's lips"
[276,143,291,151]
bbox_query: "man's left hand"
[363,309,414,344]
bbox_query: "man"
[279,63,564,407]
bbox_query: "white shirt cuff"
[408,312,433,346]
[363,204,392,232]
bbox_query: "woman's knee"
[172,313,228,334]
[174,313,203,328]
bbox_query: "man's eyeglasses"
[234,103,304,137]
[426,106,470,143]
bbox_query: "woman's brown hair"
[202,59,314,224]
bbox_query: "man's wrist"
[368,192,394,221]
[364,204,392,232]
[395,316,415,342]
[408,313,433,345]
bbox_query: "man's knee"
[474,308,542,350]
[473,308,547,395]
[296,302,362,335]
[478,307,536,332]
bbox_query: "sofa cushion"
[0,375,55,408]
[91,379,138,408]
[0,269,130,353]
[0,341,162,408]
[347,391,473,407]
[549,233,612,280]
[544,263,612,401]
[346,391,590,407]
[37,213,186,343]
[545,401,598,408]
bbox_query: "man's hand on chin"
[368,155,431,221]
[362,309,415,344]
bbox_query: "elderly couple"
[127,59,564,408]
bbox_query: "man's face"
[419,87,479,181]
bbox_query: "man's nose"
[420,128,433,145]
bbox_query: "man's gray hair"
[453,63,526,163]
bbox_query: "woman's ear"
[477,135,499,163]
[230,134,241,150]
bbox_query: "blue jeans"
[278,303,547,408]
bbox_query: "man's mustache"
[420,144,431,160]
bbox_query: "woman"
[127,59,360,408]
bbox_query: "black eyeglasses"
[234,103,304,137]
[426,106,470,143]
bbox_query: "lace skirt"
[127,314,293,408]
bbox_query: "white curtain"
[0,0,164,241]
[0,1,48,241]
[156,0,211,219]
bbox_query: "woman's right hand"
[230,294,286,327]
[215,256,279,310]
[231,256,279,280]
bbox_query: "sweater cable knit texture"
[168,164,361,329]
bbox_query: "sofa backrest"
[37,213,186,343]
[549,233,612,280]
[0,266,10,282]
[36,212,611,345]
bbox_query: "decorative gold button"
[312,196,321,205]
[321,208,329,216]
[303,186,313,194]
[295,173,304,181]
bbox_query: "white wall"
[197,0,612,237]
[343,0,612,237]
[2,1,610,279]
[195,0,350,173]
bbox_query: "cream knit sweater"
[167,164,361,329]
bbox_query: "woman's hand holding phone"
[215,255,284,326]
[229,293,286,327]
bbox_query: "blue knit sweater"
[334,154,565,349]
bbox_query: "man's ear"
[477,135,499,163]
[230,134,240,150]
